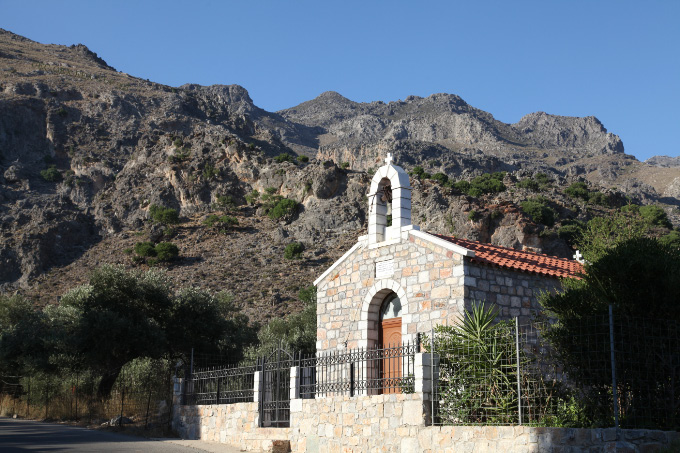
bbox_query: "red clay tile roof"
[432,234,584,279]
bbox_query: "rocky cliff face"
[646,155,680,168]
[0,29,678,322]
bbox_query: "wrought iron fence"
[184,363,257,406]
[430,310,680,430]
[259,349,295,428]
[300,341,418,398]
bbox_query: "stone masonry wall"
[173,401,291,452]
[174,396,680,452]
[315,232,466,353]
[316,230,565,354]
[464,262,561,322]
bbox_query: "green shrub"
[427,302,527,425]
[40,165,61,182]
[297,155,309,163]
[639,205,672,228]
[341,162,350,169]
[517,178,540,191]
[56,107,67,117]
[431,173,449,185]
[658,230,680,248]
[214,194,236,212]
[134,242,157,257]
[490,210,503,221]
[588,191,610,206]
[173,138,183,147]
[620,204,640,214]
[154,242,179,261]
[521,198,556,227]
[274,153,294,163]
[245,190,260,205]
[202,164,219,180]
[203,214,238,229]
[149,204,180,225]
[265,187,277,195]
[284,242,304,260]
[535,172,551,186]
[168,147,190,163]
[410,166,430,179]
[268,198,298,220]
[248,143,256,150]
[453,180,471,194]
[455,173,506,197]
[565,182,590,200]
[123,248,133,255]
[557,222,584,246]
[467,210,479,221]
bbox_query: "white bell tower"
[367,153,415,245]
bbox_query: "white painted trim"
[368,238,400,250]
[313,240,365,287]
[358,279,410,349]
[408,229,476,257]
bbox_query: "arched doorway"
[379,292,402,347]
[379,292,402,394]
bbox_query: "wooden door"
[380,317,402,394]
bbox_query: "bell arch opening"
[367,159,412,245]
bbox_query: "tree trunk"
[97,368,122,399]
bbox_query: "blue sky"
[1,0,678,161]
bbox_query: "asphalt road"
[0,417,244,453]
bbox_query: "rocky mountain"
[1,29,678,323]
[646,155,680,168]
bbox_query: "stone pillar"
[368,195,387,244]
[172,377,184,406]
[171,377,183,434]
[253,371,263,403]
[414,352,439,425]
[390,186,412,230]
[253,370,263,427]
[290,366,300,400]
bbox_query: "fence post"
[119,384,125,427]
[609,304,619,431]
[74,373,78,421]
[515,317,522,425]
[290,364,300,400]
[26,377,30,418]
[216,371,221,405]
[349,362,355,397]
[145,384,152,429]
[430,328,435,425]
[253,358,264,427]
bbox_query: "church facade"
[313,155,582,353]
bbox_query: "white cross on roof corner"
[573,250,584,263]
[385,153,393,165]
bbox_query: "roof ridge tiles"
[428,233,583,279]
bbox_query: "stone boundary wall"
[173,395,680,452]
[173,401,291,452]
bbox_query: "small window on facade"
[380,293,402,320]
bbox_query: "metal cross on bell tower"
[385,153,393,166]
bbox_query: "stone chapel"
[313,154,582,353]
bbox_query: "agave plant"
[429,301,519,424]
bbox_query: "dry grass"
[0,392,175,437]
